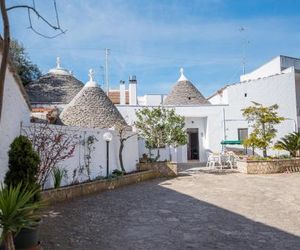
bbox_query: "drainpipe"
[222,108,226,152]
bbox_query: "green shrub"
[112,169,124,176]
[52,167,67,188]
[4,136,41,200]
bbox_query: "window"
[238,128,248,141]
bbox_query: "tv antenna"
[239,26,249,75]
[104,48,110,94]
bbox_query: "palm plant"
[274,132,300,157]
[0,184,44,250]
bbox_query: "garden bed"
[42,170,158,204]
[237,158,300,174]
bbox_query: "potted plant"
[3,135,42,249]
[0,184,44,250]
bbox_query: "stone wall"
[42,170,158,204]
[237,158,300,174]
[137,162,178,177]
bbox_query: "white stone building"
[0,51,31,181]
[25,55,300,164]
[117,56,300,162]
[208,56,299,155]
[24,69,139,188]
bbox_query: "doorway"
[187,128,199,160]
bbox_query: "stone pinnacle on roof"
[164,68,210,105]
[178,67,188,81]
[59,69,127,129]
[48,57,72,76]
[86,69,98,87]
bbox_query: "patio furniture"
[206,151,239,169]
[221,140,242,145]
[206,153,222,169]
[223,151,239,169]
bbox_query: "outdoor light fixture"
[103,131,113,178]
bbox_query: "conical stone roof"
[25,57,83,104]
[59,69,127,129]
[164,68,209,105]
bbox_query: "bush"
[4,136,40,197]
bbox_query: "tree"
[9,39,41,86]
[242,102,284,157]
[274,132,300,157]
[135,107,187,161]
[115,124,136,173]
[22,123,77,189]
[135,107,168,161]
[165,109,187,161]
[243,134,262,156]
[0,0,66,121]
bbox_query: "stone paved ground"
[40,168,300,250]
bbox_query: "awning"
[221,140,242,145]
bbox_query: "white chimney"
[129,75,137,105]
[119,80,126,105]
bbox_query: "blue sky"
[7,0,300,96]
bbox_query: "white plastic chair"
[224,151,239,169]
[206,153,222,169]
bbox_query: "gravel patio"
[40,168,300,249]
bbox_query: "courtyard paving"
[40,168,300,249]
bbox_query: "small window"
[188,97,191,100]
[238,128,248,141]
[244,93,247,97]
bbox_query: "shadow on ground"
[40,178,300,250]
[178,163,238,175]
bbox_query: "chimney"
[129,75,137,105]
[119,80,126,105]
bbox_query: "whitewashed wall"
[22,124,139,189]
[223,70,297,155]
[209,88,229,105]
[175,105,226,162]
[118,105,226,163]
[0,62,31,182]
[240,56,281,81]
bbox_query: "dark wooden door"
[187,129,199,160]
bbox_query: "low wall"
[237,158,300,174]
[137,162,178,177]
[42,170,158,204]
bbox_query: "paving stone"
[40,172,300,250]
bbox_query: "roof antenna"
[239,26,249,75]
[104,48,110,94]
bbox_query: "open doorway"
[187,128,199,160]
